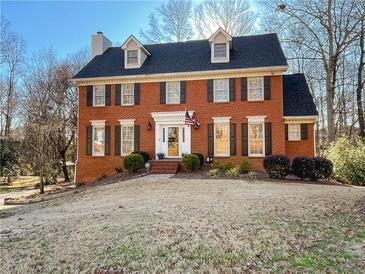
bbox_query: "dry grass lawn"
[0,175,364,273]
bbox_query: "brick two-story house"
[73,28,318,184]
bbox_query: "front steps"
[149,160,180,174]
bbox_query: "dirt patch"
[1,175,364,273]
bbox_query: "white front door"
[152,111,193,159]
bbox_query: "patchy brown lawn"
[0,175,364,273]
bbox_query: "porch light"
[147,121,152,131]
[206,155,213,163]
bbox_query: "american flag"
[185,110,196,126]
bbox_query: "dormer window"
[214,43,227,58]
[209,27,232,63]
[127,50,138,65]
[122,35,151,69]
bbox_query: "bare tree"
[0,17,25,138]
[261,0,364,143]
[356,11,365,139]
[140,0,193,43]
[194,0,257,38]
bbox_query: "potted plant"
[156,152,165,160]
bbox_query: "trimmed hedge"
[123,154,144,173]
[263,155,290,179]
[132,151,150,163]
[192,153,204,167]
[312,157,333,180]
[182,154,200,171]
[292,156,314,180]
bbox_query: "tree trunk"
[61,151,70,182]
[357,19,365,140]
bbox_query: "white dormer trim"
[209,28,232,64]
[122,35,151,69]
[209,27,232,43]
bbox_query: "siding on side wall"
[75,75,314,184]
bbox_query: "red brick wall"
[285,123,315,160]
[75,76,314,183]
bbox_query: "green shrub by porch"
[292,157,314,180]
[123,154,144,173]
[311,157,333,180]
[181,154,200,171]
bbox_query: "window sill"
[165,102,181,105]
[92,105,106,107]
[248,155,265,158]
[247,99,265,102]
[213,101,230,104]
[120,104,135,107]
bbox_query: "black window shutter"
[105,85,111,106]
[265,123,272,156]
[87,86,93,106]
[207,123,214,156]
[241,77,247,101]
[115,84,121,106]
[115,125,121,156]
[134,125,140,151]
[160,82,166,104]
[285,124,288,140]
[301,124,308,140]
[264,76,271,100]
[86,126,92,155]
[229,78,236,101]
[241,123,248,156]
[134,83,140,105]
[230,123,236,156]
[180,81,186,104]
[105,126,111,155]
[207,79,213,102]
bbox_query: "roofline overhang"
[73,65,289,86]
[284,115,318,123]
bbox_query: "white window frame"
[91,120,106,157]
[288,123,301,141]
[121,83,134,105]
[126,49,139,65]
[119,119,135,156]
[212,117,231,157]
[166,81,180,104]
[213,79,229,103]
[214,43,227,58]
[211,42,229,63]
[247,116,266,157]
[93,85,105,107]
[247,77,264,101]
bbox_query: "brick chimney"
[91,31,112,58]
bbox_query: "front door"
[167,127,179,157]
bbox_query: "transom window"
[127,50,138,65]
[122,84,134,105]
[214,122,229,156]
[214,43,227,58]
[248,77,264,101]
[249,123,264,156]
[92,125,105,156]
[93,85,105,106]
[121,125,134,156]
[288,124,301,141]
[214,79,229,102]
[166,81,180,104]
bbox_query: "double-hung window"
[214,43,227,58]
[214,79,229,102]
[93,85,105,106]
[248,77,264,101]
[122,84,134,105]
[92,125,105,156]
[213,117,230,156]
[247,116,266,157]
[127,50,138,65]
[166,81,180,104]
[288,124,301,141]
[121,126,134,155]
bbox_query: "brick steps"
[149,160,180,174]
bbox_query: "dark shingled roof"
[74,33,287,78]
[283,73,318,116]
